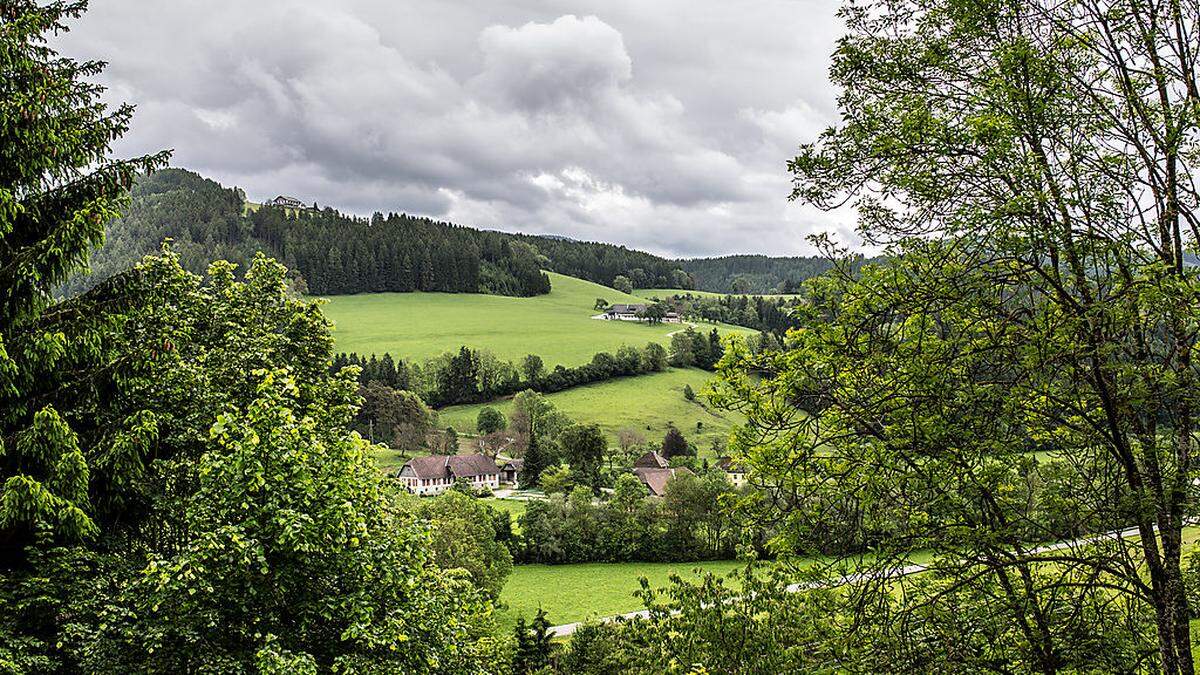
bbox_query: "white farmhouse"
[398,454,501,496]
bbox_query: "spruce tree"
[523,420,550,487]
[529,608,553,670]
[512,617,532,673]
[661,425,689,459]
[1,0,168,554]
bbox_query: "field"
[319,272,754,368]
[437,367,745,450]
[497,560,748,632]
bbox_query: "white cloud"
[54,1,860,257]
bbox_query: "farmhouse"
[499,458,523,487]
[601,303,682,323]
[633,466,693,497]
[265,195,309,209]
[398,454,501,496]
[717,456,747,488]
[603,303,644,320]
[633,450,671,469]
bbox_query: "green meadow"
[497,560,749,633]
[437,367,745,451]
[319,272,754,368]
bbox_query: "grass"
[318,272,753,369]
[497,560,749,633]
[437,368,745,451]
[484,498,527,533]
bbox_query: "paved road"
[547,524,1150,637]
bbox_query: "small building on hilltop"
[399,454,501,496]
[633,450,671,469]
[633,466,693,497]
[265,195,309,209]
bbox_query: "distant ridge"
[65,167,855,298]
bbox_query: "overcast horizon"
[57,1,859,258]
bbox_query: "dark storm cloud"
[56,1,858,257]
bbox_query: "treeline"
[250,207,551,296]
[642,293,801,335]
[335,340,675,409]
[57,169,265,296]
[64,168,860,301]
[507,232,693,290]
[679,254,871,294]
[62,168,704,298]
[339,326,784,422]
[514,474,754,564]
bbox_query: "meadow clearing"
[437,367,746,450]
[319,272,755,368]
[496,559,750,633]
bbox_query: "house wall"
[400,473,500,496]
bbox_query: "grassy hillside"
[438,367,743,451]
[319,272,754,367]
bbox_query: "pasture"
[497,559,749,633]
[437,367,745,451]
[319,272,754,368]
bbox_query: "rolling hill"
[319,271,755,368]
[437,367,744,450]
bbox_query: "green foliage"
[559,565,844,673]
[557,423,607,491]
[356,381,435,450]
[710,0,1200,670]
[512,608,553,674]
[522,423,553,489]
[522,353,545,383]
[677,254,851,294]
[660,426,690,459]
[476,406,507,435]
[2,252,503,671]
[0,0,168,560]
[538,464,574,496]
[70,168,747,300]
[612,275,634,294]
[516,471,743,565]
[418,490,514,600]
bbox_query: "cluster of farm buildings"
[598,303,682,323]
[397,450,745,497]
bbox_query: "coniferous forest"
[62,168,847,298]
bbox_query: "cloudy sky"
[58,1,856,258]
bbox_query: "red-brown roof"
[633,466,693,496]
[633,451,670,469]
[402,454,500,480]
[717,456,746,473]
